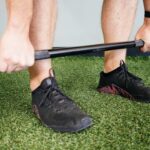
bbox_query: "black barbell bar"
[35,39,144,60]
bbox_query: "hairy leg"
[29,0,57,91]
[27,0,93,132]
[102,0,137,73]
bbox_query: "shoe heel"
[98,84,134,99]
[97,85,118,95]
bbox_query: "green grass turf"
[0,56,149,150]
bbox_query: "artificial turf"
[0,56,149,150]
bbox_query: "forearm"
[6,0,33,35]
[144,0,150,11]
[144,0,150,25]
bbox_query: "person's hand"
[0,30,34,73]
[136,22,150,52]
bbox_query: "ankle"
[30,69,54,91]
[30,75,49,91]
[29,60,53,91]
[104,64,120,73]
[104,60,125,73]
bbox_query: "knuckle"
[0,64,7,73]
[141,48,145,52]
[11,57,18,63]
[147,45,150,49]
[26,56,34,66]
[7,70,13,73]
[4,56,11,62]
[17,67,22,71]
[19,61,25,67]
[4,56,18,64]
[16,68,23,72]
[141,46,148,52]
[28,59,34,66]
[0,68,6,73]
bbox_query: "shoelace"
[120,60,144,88]
[39,79,74,110]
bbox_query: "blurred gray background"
[0,0,144,46]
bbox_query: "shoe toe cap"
[71,115,93,132]
[81,116,93,127]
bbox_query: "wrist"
[144,11,150,25]
[4,26,29,39]
[6,22,30,37]
[6,15,32,36]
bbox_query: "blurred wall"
[0,0,7,35]
[0,0,144,46]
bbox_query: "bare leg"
[29,0,57,91]
[102,0,137,73]
[28,0,93,132]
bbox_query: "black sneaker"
[97,61,150,103]
[32,73,92,133]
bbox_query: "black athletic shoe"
[32,73,92,133]
[97,61,150,103]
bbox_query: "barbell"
[35,39,144,60]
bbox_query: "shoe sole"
[32,105,93,133]
[98,84,150,103]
